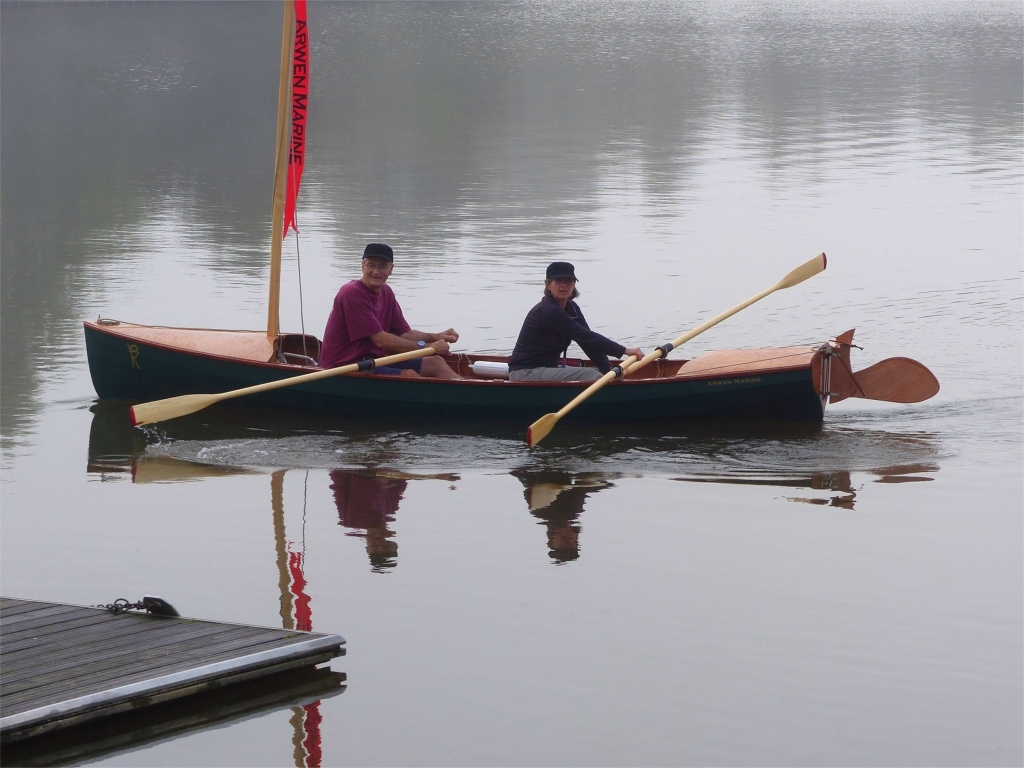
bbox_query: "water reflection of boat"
[329,468,459,572]
[331,469,403,572]
[270,469,337,768]
[87,401,259,482]
[677,463,938,510]
[511,470,614,563]
[87,396,942,489]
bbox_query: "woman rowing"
[508,262,644,382]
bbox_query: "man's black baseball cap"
[546,261,578,281]
[363,243,394,263]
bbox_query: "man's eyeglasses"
[363,260,392,273]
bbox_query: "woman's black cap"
[363,243,394,263]
[546,261,578,281]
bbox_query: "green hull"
[84,323,827,423]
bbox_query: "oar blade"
[774,252,826,290]
[844,357,940,404]
[527,413,561,448]
[130,393,222,427]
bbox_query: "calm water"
[1,2,1022,765]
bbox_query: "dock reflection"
[2,667,345,768]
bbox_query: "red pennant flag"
[283,0,308,238]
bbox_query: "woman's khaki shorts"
[508,366,603,382]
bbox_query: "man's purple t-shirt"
[320,280,411,368]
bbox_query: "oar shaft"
[209,347,437,404]
[559,285,775,406]
[622,286,775,377]
[668,287,774,350]
[130,346,441,426]
[622,253,826,378]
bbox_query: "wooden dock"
[0,597,345,744]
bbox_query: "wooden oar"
[130,347,438,427]
[527,253,827,447]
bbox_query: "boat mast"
[268,0,295,339]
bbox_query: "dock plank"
[4,632,312,704]
[1,624,272,685]
[1,623,255,679]
[3,614,137,645]
[0,600,62,617]
[0,597,345,743]
[0,604,83,626]
[1,602,112,626]
[5,600,270,650]
[1,612,246,653]
[2,610,154,642]
[3,624,297,692]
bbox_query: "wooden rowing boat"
[84,319,917,424]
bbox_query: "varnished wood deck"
[0,597,345,743]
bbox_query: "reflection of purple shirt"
[330,471,407,530]
[320,280,411,368]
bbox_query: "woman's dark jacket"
[508,295,626,373]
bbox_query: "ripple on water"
[87,384,1022,488]
[137,413,950,481]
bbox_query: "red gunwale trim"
[85,321,820,389]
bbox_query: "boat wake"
[134,419,947,482]
[83,394,1023,485]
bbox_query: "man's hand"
[435,328,459,343]
[429,339,451,355]
[623,347,645,360]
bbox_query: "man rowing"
[320,243,462,379]
[508,261,644,381]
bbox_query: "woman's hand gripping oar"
[130,347,440,427]
[526,253,827,447]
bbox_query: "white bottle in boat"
[470,361,509,379]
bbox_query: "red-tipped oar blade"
[841,357,939,404]
[131,393,224,426]
[773,252,826,290]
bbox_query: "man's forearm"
[373,332,423,353]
